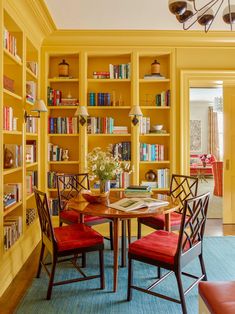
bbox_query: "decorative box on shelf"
[3,75,15,92]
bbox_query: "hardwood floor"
[0,219,234,314]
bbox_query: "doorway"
[189,87,223,218]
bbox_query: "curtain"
[208,106,220,160]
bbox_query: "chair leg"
[81,253,86,268]
[127,257,133,301]
[46,256,57,300]
[137,220,142,239]
[175,269,187,314]
[127,219,131,245]
[99,249,105,290]
[36,243,45,278]
[109,221,114,250]
[199,254,207,281]
[157,266,161,279]
[121,220,127,267]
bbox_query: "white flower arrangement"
[87,147,131,182]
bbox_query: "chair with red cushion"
[56,173,113,250]
[34,188,104,300]
[137,174,199,238]
[127,192,210,314]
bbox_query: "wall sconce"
[75,105,89,126]
[129,106,143,126]
[24,99,47,122]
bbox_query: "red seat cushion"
[199,281,235,314]
[60,209,105,224]
[129,230,179,264]
[139,212,185,230]
[54,223,103,252]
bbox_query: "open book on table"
[109,198,169,212]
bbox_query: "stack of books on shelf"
[112,126,128,134]
[3,75,15,92]
[157,168,170,189]
[141,180,158,189]
[47,87,62,106]
[156,90,170,106]
[26,208,37,226]
[3,183,22,209]
[144,73,166,80]
[140,143,165,161]
[26,61,38,77]
[87,117,114,134]
[139,116,151,134]
[48,117,79,134]
[109,63,131,79]
[3,106,15,131]
[124,185,152,198]
[4,216,23,250]
[112,142,131,161]
[93,71,110,79]
[26,81,37,103]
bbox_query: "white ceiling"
[44,0,235,31]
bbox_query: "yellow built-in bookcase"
[41,48,175,232]
[0,0,52,297]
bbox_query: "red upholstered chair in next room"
[137,174,199,238]
[211,161,223,196]
[127,192,210,314]
[34,188,104,300]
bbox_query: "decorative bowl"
[82,190,109,204]
[152,124,163,131]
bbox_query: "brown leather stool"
[199,281,235,314]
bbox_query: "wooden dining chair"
[34,187,105,300]
[137,174,199,238]
[127,192,210,314]
[56,173,114,250]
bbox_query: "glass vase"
[99,180,110,194]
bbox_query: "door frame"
[180,70,235,223]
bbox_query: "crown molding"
[42,29,235,47]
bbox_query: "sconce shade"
[129,106,143,117]
[75,105,89,117]
[31,99,48,112]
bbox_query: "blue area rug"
[16,237,235,314]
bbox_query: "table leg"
[113,218,119,292]
[121,220,126,268]
[165,213,171,232]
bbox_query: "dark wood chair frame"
[137,174,199,238]
[34,188,105,300]
[128,192,210,314]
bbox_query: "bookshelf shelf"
[88,78,131,83]
[3,88,22,100]
[88,106,131,110]
[3,167,23,175]
[3,48,22,66]
[26,162,38,168]
[139,133,170,137]
[3,130,22,135]
[26,100,34,106]
[140,161,170,164]
[3,201,23,217]
[88,133,131,137]
[26,67,37,79]
[26,193,34,201]
[48,106,78,110]
[26,132,38,137]
[48,161,79,165]
[139,79,170,83]
[140,106,170,110]
[48,134,79,137]
[48,78,79,83]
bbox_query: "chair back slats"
[177,192,210,258]
[34,188,55,252]
[170,174,199,213]
[56,173,89,211]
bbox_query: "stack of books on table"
[124,185,152,198]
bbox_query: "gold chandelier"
[168,0,235,32]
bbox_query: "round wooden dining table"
[68,191,179,292]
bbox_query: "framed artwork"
[190,119,202,152]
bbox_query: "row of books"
[26,140,36,163]
[26,171,38,195]
[4,216,23,250]
[47,171,57,189]
[112,142,131,161]
[4,144,23,168]
[124,185,152,198]
[87,117,114,134]
[26,81,37,103]
[3,183,22,209]
[140,143,165,161]
[141,169,170,189]
[88,92,112,106]
[156,90,170,107]
[48,143,70,161]
[109,63,131,79]
[48,117,79,134]
[26,116,38,133]
[3,106,17,131]
[3,28,21,60]
[139,116,151,134]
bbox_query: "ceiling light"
[168,0,235,32]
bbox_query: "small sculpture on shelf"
[58,59,69,77]
[62,149,69,161]
[145,169,156,182]
[4,147,14,169]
